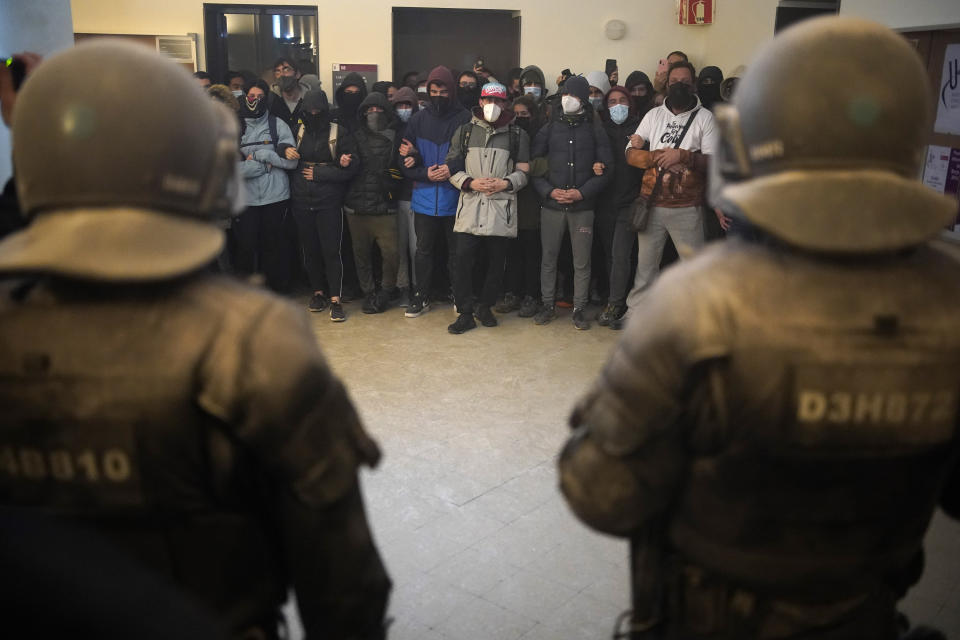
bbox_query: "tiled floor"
[286,297,960,639]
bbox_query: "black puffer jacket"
[345,93,402,215]
[598,111,642,211]
[290,89,360,209]
[531,109,613,212]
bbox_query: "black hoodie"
[290,88,360,208]
[345,92,402,215]
[333,72,368,134]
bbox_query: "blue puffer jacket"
[400,66,471,217]
[239,112,297,206]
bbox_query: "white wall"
[0,0,75,186]
[840,0,960,31]
[71,0,774,93]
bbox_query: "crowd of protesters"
[198,51,731,332]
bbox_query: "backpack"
[459,122,521,162]
[239,115,281,155]
[296,121,339,159]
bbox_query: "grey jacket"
[446,110,530,237]
[239,113,298,206]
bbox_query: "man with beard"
[398,65,471,317]
[286,88,360,320]
[236,80,298,293]
[619,61,718,326]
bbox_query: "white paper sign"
[924,145,951,193]
[935,44,960,135]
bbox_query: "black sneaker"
[494,292,520,314]
[361,292,378,314]
[476,306,498,327]
[397,289,411,308]
[330,302,346,322]
[448,313,476,334]
[405,293,431,318]
[534,304,556,326]
[518,295,538,318]
[308,293,328,312]
[598,303,626,326]
[375,289,395,313]
[572,308,590,330]
[610,315,626,330]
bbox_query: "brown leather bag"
[630,108,699,232]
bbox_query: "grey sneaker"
[534,304,556,326]
[518,295,538,318]
[494,292,520,314]
[572,307,590,330]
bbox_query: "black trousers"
[503,229,541,299]
[232,200,293,293]
[413,213,456,299]
[292,204,344,298]
[454,233,508,314]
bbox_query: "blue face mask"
[395,107,413,123]
[523,86,542,99]
[589,97,604,111]
[609,103,629,125]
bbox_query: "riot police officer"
[0,41,390,638]
[559,16,960,639]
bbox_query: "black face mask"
[514,115,532,132]
[631,93,653,114]
[302,111,329,131]
[697,83,722,109]
[430,95,451,113]
[366,111,388,131]
[458,85,480,109]
[339,91,363,115]
[241,96,267,119]
[279,75,299,93]
[667,83,695,110]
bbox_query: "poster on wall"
[332,64,378,105]
[935,44,960,135]
[924,145,951,193]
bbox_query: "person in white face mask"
[444,82,531,334]
[529,75,614,331]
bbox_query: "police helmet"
[0,40,241,281]
[712,17,956,253]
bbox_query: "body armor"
[0,274,388,637]
[561,16,960,639]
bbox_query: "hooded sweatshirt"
[333,72,368,134]
[697,66,724,111]
[599,86,642,211]
[345,92,402,215]
[391,86,420,202]
[399,66,471,217]
[290,88,360,208]
[625,70,656,119]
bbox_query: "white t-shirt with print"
[627,97,720,155]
